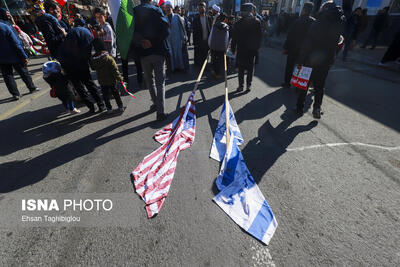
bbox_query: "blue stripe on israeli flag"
[210,102,243,162]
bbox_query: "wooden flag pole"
[224,52,230,146]
[192,52,209,93]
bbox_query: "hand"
[141,39,152,49]
[59,27,67,36]
[296,64,302,70]
[23,58,28,66]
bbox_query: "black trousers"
[1,63,35,96]
[121,57,143,84]
[68,69,104,110]
[237,50,256,88]
[381,33,400,63]
[194,40,209,66]
[297,65,330,110]
[211,50,224,76]
[363,29,381,48]
[101,85,123,110]
[284,53,297,84]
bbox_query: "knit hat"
[43,61,61,78]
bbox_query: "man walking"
[0,21,39,100]
[296,1,344,119]
[162,1,186,72]
[361,7,390,50]
[231,3,262,92]
[133,0,170,121]
[192,2,212,66]
[282,2,315,88]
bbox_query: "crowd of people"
[0,0,399,121]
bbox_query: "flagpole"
[224,53,230,146]
[192,52,209,93]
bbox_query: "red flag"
[56,0,67,7]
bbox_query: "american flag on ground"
[132,92,196,218]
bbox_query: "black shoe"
[150,104,157,112]
[13,95,20,101]
[236,86,244,92]
[29,87,40,93]
[89,105,96,113]
[157,113,167,121]
[312,108,322,119]
[281,82,290,88]
[246,85,251,92]
[98,105,106,113]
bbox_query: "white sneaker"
[70,108,81,114]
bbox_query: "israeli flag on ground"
[211,100,277,245]
[210,102,243,162]
[213,136,278,245]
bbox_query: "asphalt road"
[0,46,399,266]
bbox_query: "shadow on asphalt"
[0,105,156,193]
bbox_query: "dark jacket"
[298,10,345,67]
[208,21,229,52]
[44,72,75,102]
[231,14,262,53]
[90,52,123,86]
[283,15,315,56]
[192,14,212,46]
[35,13,65,57]
[0,22,27,64]
[373,11,389,32]
[132,3,170,58]
[59,18,71,32]
[58,27,94,75]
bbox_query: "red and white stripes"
[132,93,196,218]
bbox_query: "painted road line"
[0,88,50,121]
[286,142,400,152]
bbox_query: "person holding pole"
[208,13,229,79]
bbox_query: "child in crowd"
[42,61,80,114]
[90,38,124,114]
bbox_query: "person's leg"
[62,100,69,111]
[101,86,112,110]
[70,78,95,110]
[141,56,157,107]
[238,66,245,90]
[82,75,105,110]
[284,54,295,85]
[211,50,218,75]
[194,46,200,66]
[110,84,123,108]
[296,89,308,113]
[134,57,143,85]
[312,66,330,111]
[246,55,256,89]
[1,64,20,97]
[362,30,373,48]
[121,58,129,82]
[13,63,36,91]
[153,55,166,116]
[370,29,379,49]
